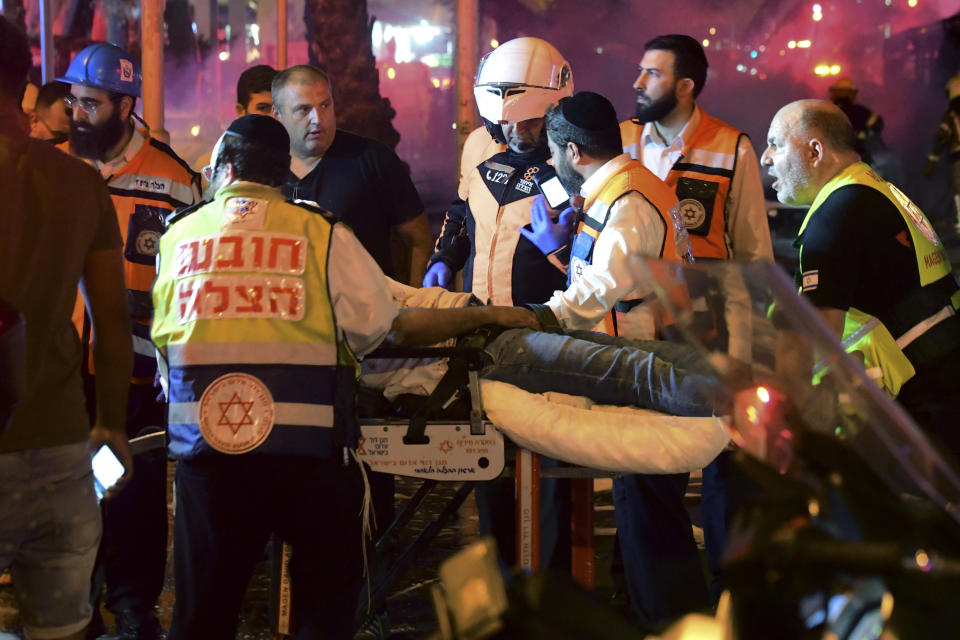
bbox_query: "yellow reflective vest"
[800,162,958,395]
[151,182,359,459]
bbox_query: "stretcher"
[270,332,730,637]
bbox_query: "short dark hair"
[271,65,332,111]
[644,34,709,98]
[544,103,622,160]
[35,81,70,110]
[214,133,290,187]
[799,104,858,153]
[237,64,278,106]
[0,17,31,100]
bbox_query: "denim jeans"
[0,441,101,639]
[481,328,721,417]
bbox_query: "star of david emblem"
[439,439,454,454]
[233,200,255,219]
[575,263,584,278]
[217,392,255,435]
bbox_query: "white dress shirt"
[546,154,664,339]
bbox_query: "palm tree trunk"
[303,0,400,149]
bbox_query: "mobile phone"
[92,446,125,500]
[535,173,570,210]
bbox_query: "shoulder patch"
[801,269,819,292]
[287,198,335,221]
[165,200,210,228]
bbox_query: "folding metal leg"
[570,478,595,588]
[515,449,540,572]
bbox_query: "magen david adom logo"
[199,373,275,454]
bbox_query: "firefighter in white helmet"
[424,36,574,307]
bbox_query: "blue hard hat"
[57,43,142,97]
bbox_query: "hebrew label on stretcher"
[357,422,505,481]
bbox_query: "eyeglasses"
[64,95,104,116]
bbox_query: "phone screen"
[92,446,125,500]
[537,175,570,210]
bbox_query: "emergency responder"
[423,37,576,570]
[535,91,704,626]
[924,73,960,232]
[828,77,885,166]
[59,43,200,639]
[424,37,575,306]
[151,114,538,639]
[623,34,770,262]
[621,34,772,612]
[763,99,960,457]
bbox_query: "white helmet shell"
[473,37,573,123]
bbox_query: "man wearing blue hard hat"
[59,42,201,640]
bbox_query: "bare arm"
[81,247,134,497]
[394,212,434,286]
[384,306,540,347]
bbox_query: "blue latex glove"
[519,194,576,255]
[422,261,453,288]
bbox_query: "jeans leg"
[613,473,709,627]
[701,451,731,603]
[482,329,720,416]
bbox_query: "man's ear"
[566,141,582,165]
[676,77,696,100]
[118,95,134,121]
[235,103,246,117]
[808,137,825,167]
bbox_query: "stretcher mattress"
[481,380,730,474]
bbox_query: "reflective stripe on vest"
[622,110,742,259]
[800,163,955,395]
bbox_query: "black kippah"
[558,91,618,131]
[224,114,290,155]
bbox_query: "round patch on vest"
[198,373,275,454]
[135,230,161,256]
[677,198,707,230]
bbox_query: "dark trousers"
[87,380,168,618]
[700,450,734,602]
[168,454,365,640]
[613,472,709,627]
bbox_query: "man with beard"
[622,34,770,263]
[620,34,771,616]
[59,42,200,640]
[538,92,709,627]
[424,37,575,307]
[422,37,577,574]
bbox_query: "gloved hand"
[519,194,576,255]
[423,261,453,289]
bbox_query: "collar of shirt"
[580,153,633,198]
[640,106,701,180]
[92,125,145,178]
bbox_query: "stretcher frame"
[268,338,617,638]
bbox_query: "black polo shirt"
[283,129,423,277]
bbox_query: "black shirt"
[797,183,920,327]
[283,129,423,277]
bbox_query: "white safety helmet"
[473,37,573,125]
